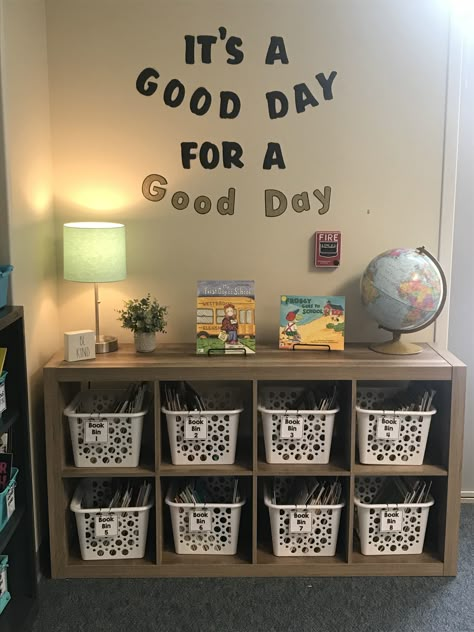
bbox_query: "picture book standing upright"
[279,295,345,350]
[197,281,256,354]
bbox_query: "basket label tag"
[376,416,400,440]
[380,508,403,533]
[290,510,312,533]
[0,568,6,595]
[94,514,118,538]
[6,486,14,519]
[281,415,303,440]
[189,509,212,533]
[0,383,5,414]
[84,419,109,444]
[184,415,208,440]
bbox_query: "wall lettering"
[137,29,337,216]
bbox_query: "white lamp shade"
[64,222,126,283]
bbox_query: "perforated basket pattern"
[355,477,433,556]
[166,478,244,555]
[259,387,337,464]
[163,389,242,465]
[65,391,147,467]
[71,479,152,561]
[356,387,434,465]
[265,478,343,557]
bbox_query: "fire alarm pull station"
[315,231,341,267]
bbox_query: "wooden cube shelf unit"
[44,343,466,578]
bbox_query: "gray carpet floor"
[30,505,474,632]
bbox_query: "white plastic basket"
[165,478,245,555]
[65,390,148,467]
[356,387,435,465]
[70,478,153,561]
[264,478,344,557]
[162,387,243,465]
[355,477,434,556]
[258,386,338,464]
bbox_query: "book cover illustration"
[279,295,345,350]
[197,281,256,354]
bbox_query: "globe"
[360,246,447,355]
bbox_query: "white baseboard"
[461,492,474,503]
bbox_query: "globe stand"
[370,332,422,355]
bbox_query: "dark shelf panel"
[0,306,38,622]
[0,506,25,554]
[0,307,23,332]
[0,409,20,434]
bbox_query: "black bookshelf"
[0,306,37,630]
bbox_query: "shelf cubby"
[44,342,466,578]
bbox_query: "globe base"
[370,337,422,355]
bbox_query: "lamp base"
[95,335,118,354]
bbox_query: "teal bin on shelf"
[0,468,18,532]
[0,556,10,616]
[0,266,13,310]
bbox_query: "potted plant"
[117,294,168,352]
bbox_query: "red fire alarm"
[315,231,341,267]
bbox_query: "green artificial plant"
[117,294,168,334]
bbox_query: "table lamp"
[64,222,126,353]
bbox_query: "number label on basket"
[290,510,312,534]
[184,415,208,440]
[280,415,303,440]
[0,383,5,415]
[376,416,400,440]
[94,514,118,538]
[380,508,403,533]
[84,419,109,444]
[189,509,212,533]
[6,486,14,520]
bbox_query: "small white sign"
[84,419,109,444]
[380,508,403,533]
[6,486,15,520]
[0,383,6,415]
[280,415,304,440]
[290,510,312,534]
[376,416,401,441]
[184,415,208,440]
[94,514,118,538]
[0,568,6,596]
[64,330,96,362]
[189,509,212,533]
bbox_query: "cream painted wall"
[45,0,449,347]
[0,58,10,266]
[449,37,474,495]
[0,0,60,546]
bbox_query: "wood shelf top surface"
[354,462,448,477]
[160,460,253,476]
[257,459,350,476]
[62,548,445,578]
[44,342,460,379]
[62,464,156,478]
